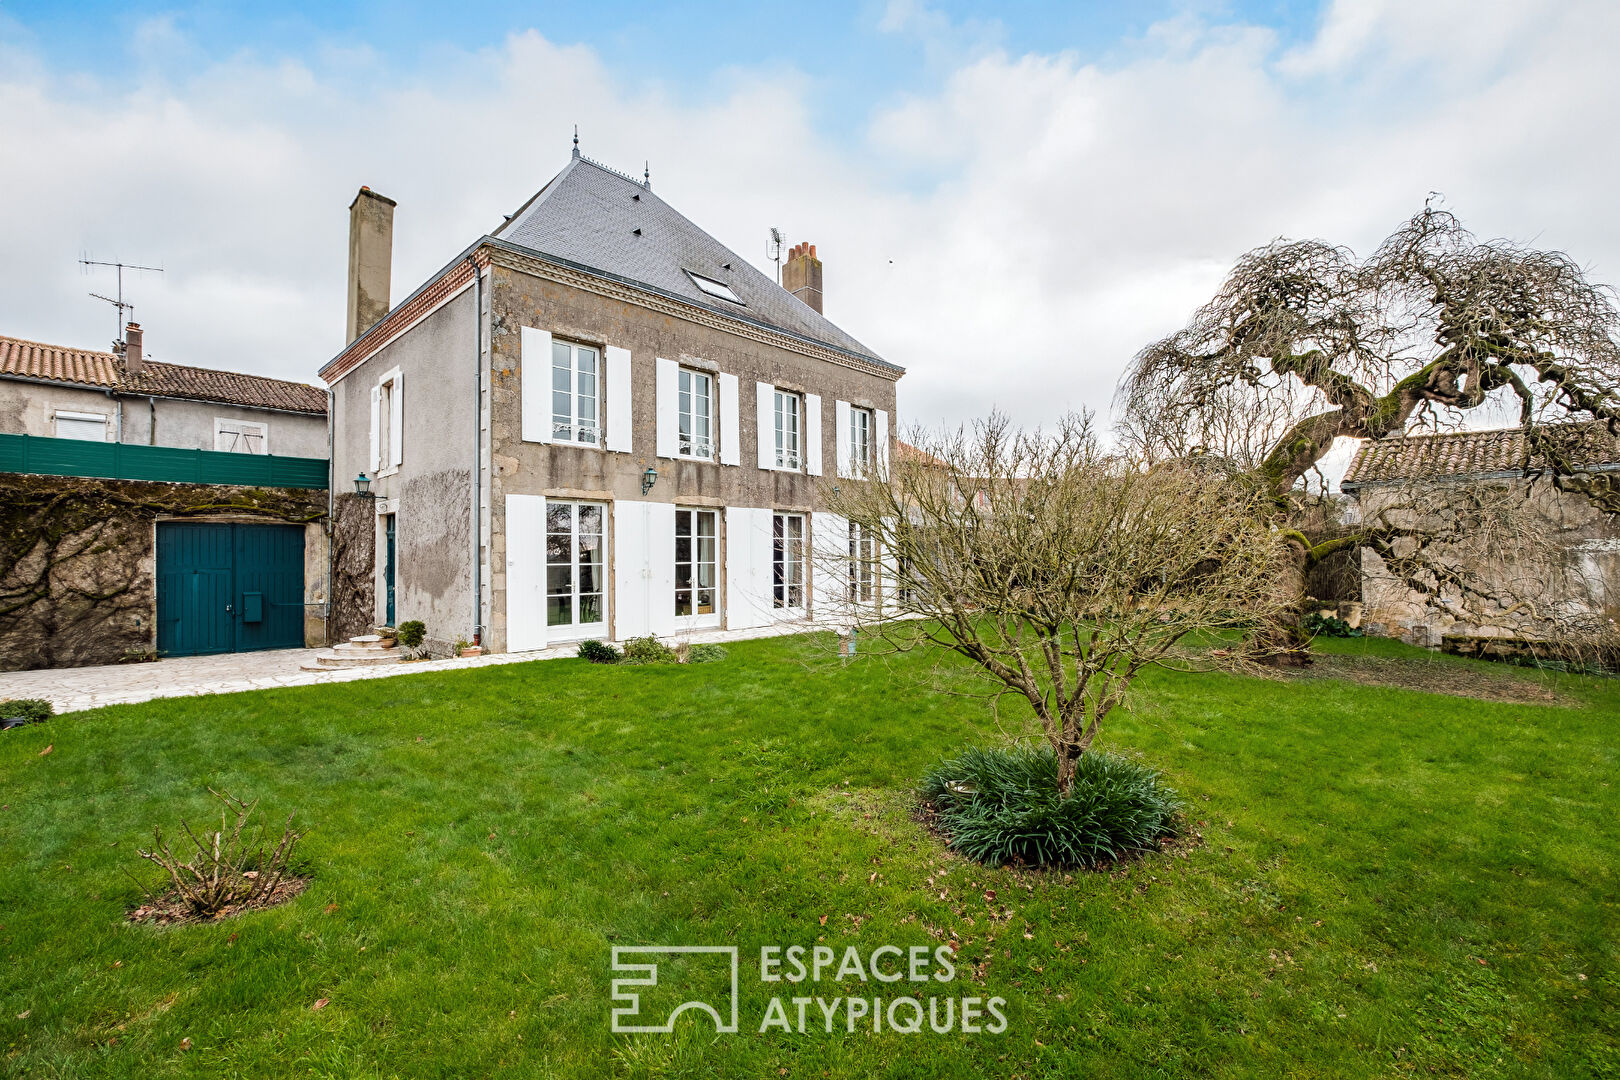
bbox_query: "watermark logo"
[610,945,739,1034]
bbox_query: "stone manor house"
[321,148,902,655]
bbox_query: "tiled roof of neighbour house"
[0,334,328,414]
[1341,424,1620,489]
[896,439,946,467]
[493,154,899,373]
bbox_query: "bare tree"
[819,413,1288,795]
[1118,203,1620,659]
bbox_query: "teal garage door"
[156,522,306,656]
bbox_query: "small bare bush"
[133,789,303,918]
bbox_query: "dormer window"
[686,270,744,305]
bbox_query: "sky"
[2,0,1617,447]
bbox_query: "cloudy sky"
[2,0,1617,440]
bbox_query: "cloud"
[2,1,1617,468]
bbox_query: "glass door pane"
[577,503,604,627]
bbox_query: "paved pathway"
[0,622,820,715]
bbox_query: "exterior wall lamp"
[641,466,658,495]
[353,472,376,498]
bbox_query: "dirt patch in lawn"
[1286,653,1580,706]
[127,874,309,927]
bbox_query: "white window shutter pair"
[520,327,552,443]
[368,385,382,472]
[605,346,632,453]
[834,400,852,479]
[805,394,823,477]
[876,409,890,477]
[654,358,679,458]
[504,494,548,651]
[756,382,774,470]
[718,372,740,466]
[388,372,404,470]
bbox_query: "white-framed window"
[772,512,806,609]
[675,507,720,627]
[215,418,268,454]
[53,410,108,441]
[545,500,607,636]
[678,368,714,460]
[773,390,802,471]
[551,339,601,446]
[850,407,874,477]
[370,367,403,474]
[848,521,876,603]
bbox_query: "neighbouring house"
[320,152,903,655]
[1340,425,1620,648]
[0,328,332,670]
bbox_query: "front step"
[299,634,407,671]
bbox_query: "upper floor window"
[773,389,802,471]
[54,410,107,441]
[551,339,600,446]
[849,407,874,476]
[371,368,403,474]
[679,368,713,460]
[216,418,268,454]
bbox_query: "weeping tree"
[1118,203,1620,661]
[820,413,1288,794]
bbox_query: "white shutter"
[718,372,740,466]
[647,502,678,637]
[756,382,774,470]
[812,512,849,622]
[805,394,823,477]
[655,357,679,459]
[368,385,382,472]
[388,372,404,469]
[521,326,552,443]
[505,494,547,651]
[606,346,633,453]
[725,506,769,629]
[835,400,852,479]
[613,501,652,640]
[876,409,890,478]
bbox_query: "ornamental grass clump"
[920,745,1182,869]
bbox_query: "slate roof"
[0,334,328,414]
[494,154,896,371]
[1342,424,1620,488]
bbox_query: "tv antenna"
[769,227,783,285]
[80,257,163,348]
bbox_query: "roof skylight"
[685,270,744,305]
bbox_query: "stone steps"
[299,634,406,671]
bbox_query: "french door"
[675,508,721,629]
[546,500,607,638]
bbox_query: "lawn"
[1,635,1615,1078]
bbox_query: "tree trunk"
[1251,539,1313,667]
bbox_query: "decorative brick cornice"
[319,247,489,385]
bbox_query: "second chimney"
[123,322,144,376]
[783,242,824,315]
[347,186,397,345]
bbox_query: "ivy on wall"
[0,474,326,672]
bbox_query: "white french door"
[546,500,608,638]
[674,508,721,629]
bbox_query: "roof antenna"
[643,161,651,189]
[769,227,783,285]
[80,256,163,350]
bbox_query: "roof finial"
[572,125,580,157]
[643,161,651,188]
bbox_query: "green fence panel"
[0,433,328,490]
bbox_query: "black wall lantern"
[353,472,376,498]
[641,466,659,495]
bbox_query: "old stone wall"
[329,492,377,642]
[0,475,326,671]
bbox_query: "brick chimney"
[782,242,823,314]
[123,322,144,376]
[346,186,397,345]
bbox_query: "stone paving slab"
[0,621,823,715]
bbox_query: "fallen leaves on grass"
[312,998,329,1011]
[38,745,52,756]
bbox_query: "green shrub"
[396,620,427,649]
[1,698,53,725]
[685,643,728,664]
[920,745,1181,869]
[577,639,622,664]
[621,636,677,665]
[1303,612,1362,638]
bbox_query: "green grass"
[1,634,1616,1078]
